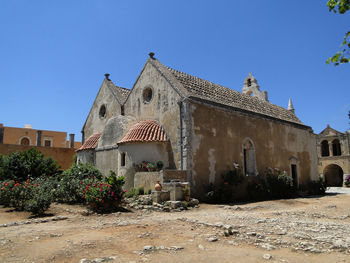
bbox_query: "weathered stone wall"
[123,62,182,169]
[95,148,118,177]
[83,80,122,141]
[316,130,350,177]
[0,144,75,170]
[134,171,162,192]
[162,170,187,182]
[186,100,318,198]
[76,150,94,165]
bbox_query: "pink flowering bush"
[83,174,125,211]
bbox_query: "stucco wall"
[118,143,169,168]
[2,127,68,148]
[76,150,94,165]
[0,144,75,170]
[123,62,182,169]
[186,101,318,198]
[83,80,122,141]
[95,148,119,177]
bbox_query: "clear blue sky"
[0,1,349,141]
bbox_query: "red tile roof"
[76,132,101,151]
[118,120,168,144]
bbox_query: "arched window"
[242,138,256,176]
[332,139,341,156]
[321,140,329,157]
[20,137,30,145]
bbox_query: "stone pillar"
[69,134,75,149]
[329,140,333,156]
[36,131,42,146]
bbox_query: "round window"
[143,87,153,103]
[99,104,106,119]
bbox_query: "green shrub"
[0,180,15,206]
[83,175,125,212]
[246,175,268,200]
[24,179,53,215]
[264,169,294,198]
[306,176,327,195]
[0,149,60,182]
[0,178,53,215]
[125,188,137,198]
[137,186,145,195]
[54,163,103,203]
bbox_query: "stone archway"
[323,164,344,187]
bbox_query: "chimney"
[69,134,75,149]
[36,130,42,146]
[148,52,155,59]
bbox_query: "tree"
[326,0,350,65]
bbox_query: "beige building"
[0,123,81,149]
[77,54,318,199]
[316,125,350,186]
[0,123,82,169]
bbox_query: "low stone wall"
[134,171,162,192]
[0,144,76,170]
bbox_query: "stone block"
[152,190,170,203]
[167,201,181,209]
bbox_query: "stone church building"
[77,54,318,198]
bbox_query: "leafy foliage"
[83,173,126,212]
[326,0,350,65]
[54,163,102,203]
[0,178,53,215]
[0,149,60,182]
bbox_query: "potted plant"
[146,162,156,172]
[183,185,190,201]
[156,161,164,171]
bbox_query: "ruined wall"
[123,62,182,169]
[186,101,318,198]
[0,144,75,170]
[83,80,122,141]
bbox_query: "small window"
[99,104,106,119]
[44,140,51,147]
[120,152,126,167]
[20,137,30,145]
[143,87,153,103]
[121,105,125,116]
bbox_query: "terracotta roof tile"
[76,132,101,151]
[118,120,168,144]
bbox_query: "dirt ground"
[1,192,350,263]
